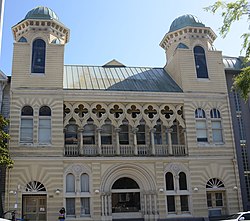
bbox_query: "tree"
[205,0,250,101]
[0,114,13,167]
[0,114,13,218]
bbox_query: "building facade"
[0,69,9,217]
[224,57,250,211]
[5,7,243,221]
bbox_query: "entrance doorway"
[112,177,141,213]
[22,195,47,221]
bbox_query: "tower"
[11,6,69,89]
[160,14,227,94]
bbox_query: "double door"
[22,195,47,221]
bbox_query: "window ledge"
[30,72,45,76]
[18,143,52,147]
[196,78,210,81]
[197,142,225,147]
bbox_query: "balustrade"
[64,144,186,157]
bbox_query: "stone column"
[101,193,105,216]
[144,193,147,215]
[107,193,112,216]
[182,128,188,155]
[63,128,66,155]
[132,127,138,155]
[166,128,173,155]
[150,128,156,155]
[78,128,84,155]
[97,128,102,155]
[115,128,121,155]
[149,193,152,215]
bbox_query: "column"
[150,128,156,155]
[63,128,66,155]
[182,128,188,155]
[115,128,120,155]
[132,127,138,155]
[153,194,157,215]
[166,128,173,155]
[101,193,105,216]
[107,193,112,216]
[149,193,152,215]
[96,128,102,155]
[104,194,108,216]
[78,129,83,155]
[144,193,147,215]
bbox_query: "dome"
[169,14,205,33]
[24,6,59,21]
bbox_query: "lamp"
[193,187,199,192]
[94,189,100,194]
[159,188,164,193]
[55,189,61,194]
[233,186,238,191]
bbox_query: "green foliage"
[205,0,250,101]
[233,66,250,101]
[0,114,13,167]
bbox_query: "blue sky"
[0,0,247,75]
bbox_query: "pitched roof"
[0,70,8,81]
[63,65,182,92]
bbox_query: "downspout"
[226,94,242,211]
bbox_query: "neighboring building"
[224,56,250,211]
[5,6,243,221]
[0,69,10,217]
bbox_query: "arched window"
[80,173,90,216]
[154,120,162,145]
[31,39,46,73]
[81,173,89,192]
[194,46,208,78]
[165,172,174,190]
[65,124,78,145]
[195,108,207,142]
[66,173,75,192]
[26,181,46,192]
[101,123,112,145]
[165,170,190,213]
[65,170,90,217]
[119,122,129,145]
[179,172,187,190]
[20,106,33,143]
[112,177,139,189]
[83,122,95,145]
[137,124,145,145]
[210,109,223,143]
[39,106,51,144]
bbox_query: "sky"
[0,0,248,75]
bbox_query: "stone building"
[5,6,243,221]
[0,69,9,217]
[224,56,250,211]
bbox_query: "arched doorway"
[112,177,140,213]
[100,164,157,220]
[206,178,226,217]
[22,181,47,221]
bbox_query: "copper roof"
[63,65,182,92]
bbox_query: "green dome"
[169,14,205,32]
[25,6,59,21]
